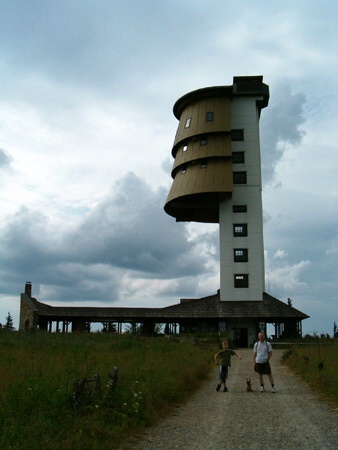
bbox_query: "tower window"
[200,136,207,146]
[185,117,191,128]
[200,160,207,168]
[206,111,214,122]
[183,144,188,152]
[233,224,247,236]
[233,171,247,184]
[232,152,245,164]
[233,205,247,213]
[234,274,249,288]
[234,249,248,262]
[181,166,187,173]
[231,129,244,141]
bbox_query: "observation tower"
[164,76,269,302]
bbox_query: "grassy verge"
[0,331,213,450]
[281,340,338,408]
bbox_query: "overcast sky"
[1,0,337,335]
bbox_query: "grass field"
[281,340,338,408]
[0,331,213,450]
[1,331,337,450]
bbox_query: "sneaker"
[271,386,276,393]
[223,386,228,392]
[260,385,264,392]
[216,384,221,392]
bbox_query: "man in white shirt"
[253,332,276,393]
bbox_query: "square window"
[233,171,247,184]
[234,249,248,262]
[185,117,191,128]
[233,205,247,213]
[234,274,249,288]
[233,224,247,236]
[200,136,207,146]
[206,112,214,122]
[231,129,244,141]
[232,152,245,164]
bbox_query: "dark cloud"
[261,82,306,184]
[0,173,218,301]
[64,172,211,276]
[0,1,210,97]
[264,191,337,333]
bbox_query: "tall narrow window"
[233,224,247,236]
[233,171,247,184]
[185,117,191,128]
[234,274,249,288]
[231,129,244,141]
[206,111,214,122]
[183,144,188,152]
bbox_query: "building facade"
[164,76,269,303]
[19,283,308,345]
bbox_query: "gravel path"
[120,349,338,450]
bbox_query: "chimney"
[25,282,32,297]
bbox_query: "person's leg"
[257,367,264,391]
[268,373,275,392]
[216,365,224,391]
[223,366,229,391]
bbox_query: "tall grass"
[0,331,213,450]
[282,340,338,408]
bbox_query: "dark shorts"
[219,365,229,382]
[254,362,271,375]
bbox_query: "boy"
[214,341,241,392]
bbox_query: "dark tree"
[4,312,14,330]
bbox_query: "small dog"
[246,378,253,392]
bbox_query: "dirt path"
[119,348,337,449]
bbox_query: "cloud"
[261,82,306,184]
[0,148,12,168]
[325,235,338,256]
[0,172,219,302]
[273,249,288,259]
[64,172,211,275]
[266,256,311,292]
